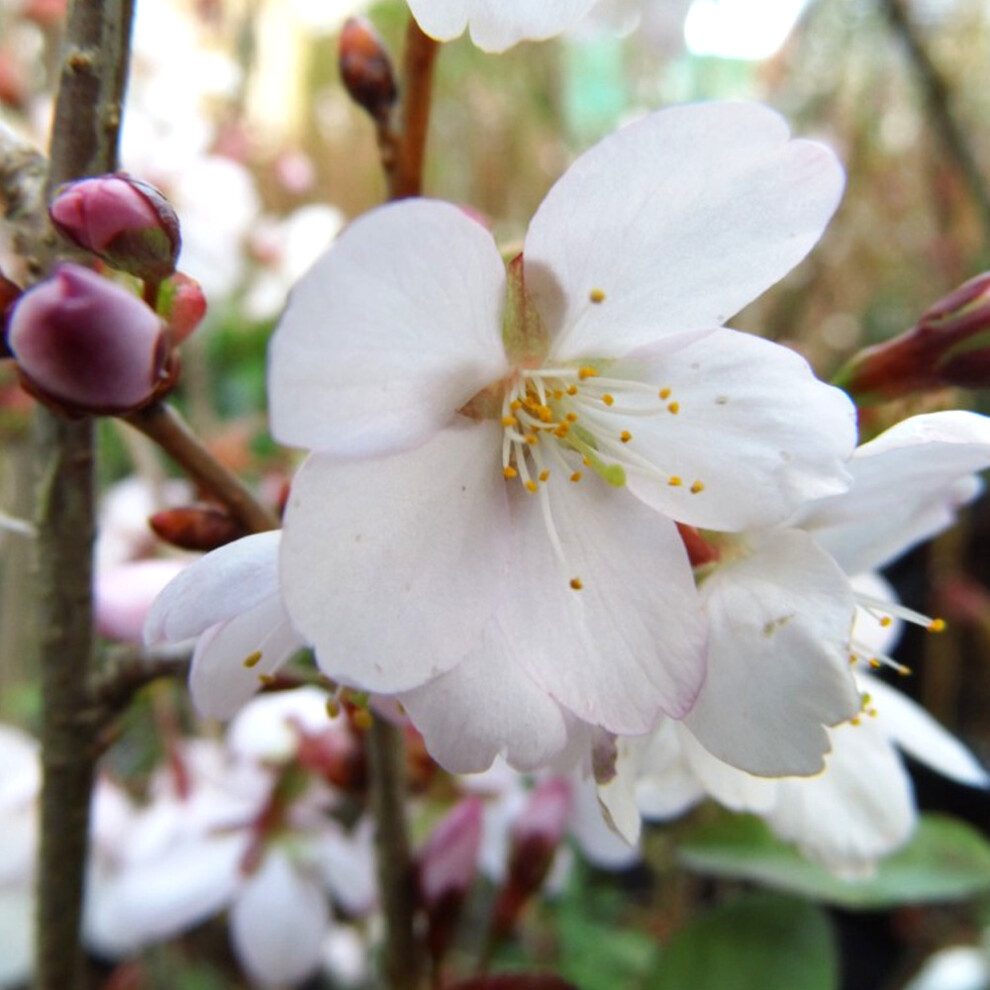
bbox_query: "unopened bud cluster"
[2,172,206,416]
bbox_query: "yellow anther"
[850,716,861,726]
[849,655,858,664]
[565,412,578,423]
[579,367,599,380]
[570,577,583,590]
[659,388,671,400]
[537,405,553,422]
[243,650,263,669]
[539,470,550,482]
[928,618,946,633]
[326,698,341,719]
[668,401,680,414]
[668,476,683,487]
[868,708,878,717]
[566,385,579,396]
[352,708,373,731]
[510,399,522,411]
[690,480,705,494]
[554,424,570,438]
[570,471,582,482]
[582,456,591,466]
[525,434,539,445]
[503,466,518,479]
[525,480,539,493]
[502,415,518,427]
[620,431,632,443]
[898,666,913,677]
[602,394,615,406]
[553,390,564,400]
[869,659,881,669]
[589,288,606,304]
[258,674,276,686]
[880,616,892,628]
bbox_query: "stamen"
[690,480,705,494]
[243,650,262,669]
[620,431,632,443]
[578,367,598,380]
[589,288,606,304]
[570,578,583,590]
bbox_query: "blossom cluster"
[145,98,990,880]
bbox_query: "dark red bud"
[418,798,483,966]
[339,18,398,122]
[834,272,990,403]
[149,504,246,552]
[50,173,181,280]
[7,263,172,415]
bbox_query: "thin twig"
[884,0,990,243]
[32,3,136,989]
[367,716,423,990]
[388,18,440,200]
[124,401,280,533]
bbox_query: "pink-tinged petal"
[231,849,329,989]
[397,631,577,773]
[769,719,915,878]
[863,675,989,789]
[684,530,861,776]
[633,722,706,821]
[621,329,856,530]
[505,473,707,732]
[406,0,600,51]
[84,832,247,955]
[144,531,281,643]
[96,558,187,643]
[280,422,509,693]
[526,103,844,361]
[796,411,990,575]
[189,596,306,720]
[307,821,378,916]
[269,200,508,458]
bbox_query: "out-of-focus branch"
[124,401,280,533]
[33,3,136,990]
[0,125,53,283]
[368,716,423,990]
[389,18,440,200]
[883,0,990,243]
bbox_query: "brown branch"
[33,3,136,990]
[367,715,423,990]
[90,643,192,731]
[388,18,440,200]
[0,125,54,283]
[124,401,280,533]
[884,0,990,244]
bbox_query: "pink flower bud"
[835,272,990,403]
[418,797,484,967]
[491,780,571,943]
[50,173,181,280]
[155,272,207,344]
[7,263,171,414]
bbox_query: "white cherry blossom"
[600,411,990,876]
[267,101,855,773]
[405,0,604,51]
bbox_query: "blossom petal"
[269,200,508,458]
[677,727,779,814]
[620,329,856,530]
[769,719,915,878]
[684,529,860,775]
[406,0,600,51]
[795,411,990,574]
[189,596,306,720]
[280,422,509,692]
[633,722,706,820]
[0,886,33,988]
[864,675,990,788]
[144,531,281,644]
[231,849,329,989]
[397,628,578,773]
[570,770,640,869]
[526,102,844,361]
[504,473,707,732]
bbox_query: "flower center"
[499,364,705,496]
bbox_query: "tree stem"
[124,401,280,533]
[368,716,422,990]
[33,2,135,988]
